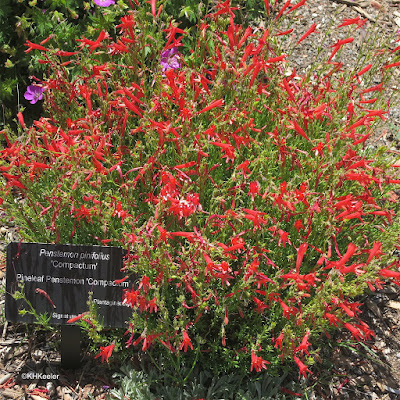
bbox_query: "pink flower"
[160,47,181,71]
[24,85,45,104]
[94,0,115,6]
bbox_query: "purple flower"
[94,0,115,6]
[160,47,181,72]
[24,85,45,104]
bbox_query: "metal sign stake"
[61,325,81,369]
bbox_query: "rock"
[386,385,400,395]
[370,0,383,8]
[56,386,63,398]
[31,349,45,364]
[62,387,76,400]
[0,372,12,385]
[82,383,96,398]
[360,363,374,374]
[387,300,400,310]
[2,388,23,399]
[376,381,386,392]
[0,346,13,363]
[46,381,56,396]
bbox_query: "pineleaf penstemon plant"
[1,0,400,380]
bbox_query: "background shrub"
[0,0,131,129]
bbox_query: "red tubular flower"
[252,297,268,314]
[287,0,307,14]
[123,289,139,307]
[237,160,251,177]
[25,40,50,53]
[67,312,89,324]
[17,112,25,129]
[207,0,239,20]
[95,343,115,363]
[76,30,108,53]
[149,0,156,17]
[250,350,270,372]
[356,321,375,340]
[332,37,354,47]
[266,54,286,64]
[275,0,291,19]
[366,242,384,265]
[141,333,161,351]
[352,64,372,80]
[338,17,366,29]
[278,298,297,319]
[198,99,224,114]
[335,243,357,268]
[329,38,354,61]
[278,229,290,247]
[343,322,363,341]
[339,302,355,317]
[114,276,129,284]
[274,331,284,350]
[293,356,312,379]
[211,261,234,286]
[287,119,310,141]
[35,288,56,309]
[248,181,261,201]
[138,276,151,293]
[243,208,268,230]
[379,269,400,279]
[180,331,193,352]
[263,0,270,13]
[384,61,400,69]
[211,141,236,163]
[296,24,317,45]
[296,243,308,273]
[157,226,172,244]
[325,312,340,327]
[294,219,304,233]
[295,330,311,355]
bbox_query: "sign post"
[5,242,134,368]
[61,325,81,368]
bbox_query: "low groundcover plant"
[1,0,400,382]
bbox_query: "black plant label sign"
[5,242,134,328]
